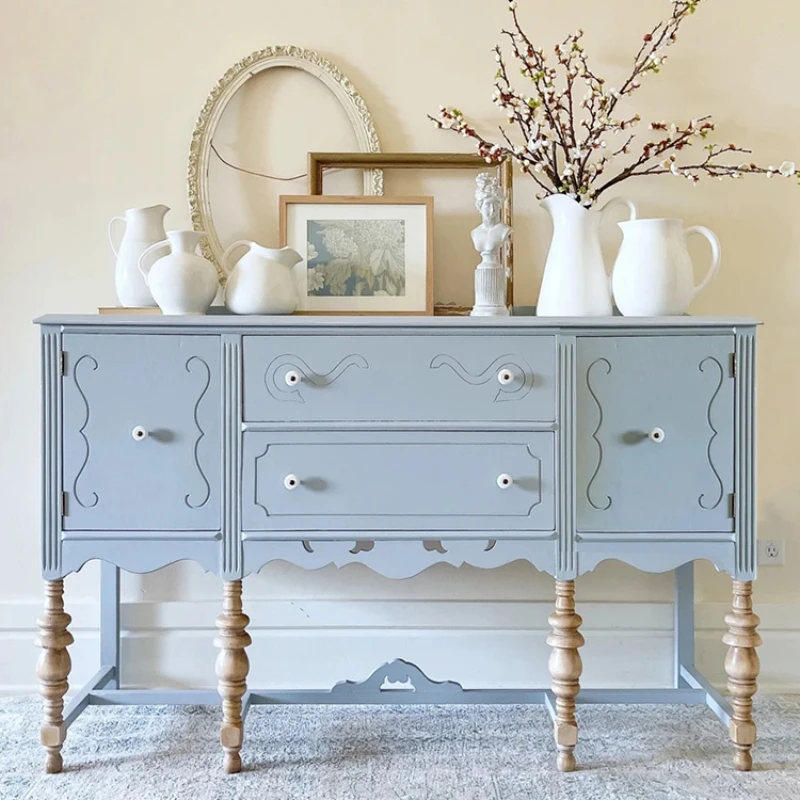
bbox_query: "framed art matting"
[280,195,434,315]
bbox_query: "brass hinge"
[731,352,737,379]
[730,492,736,519]
[60,491,67,516]
[60,352,66,376]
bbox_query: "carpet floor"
[2,696,799,800]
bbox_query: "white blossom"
[780,161,796,177]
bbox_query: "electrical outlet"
[758,539,785,566]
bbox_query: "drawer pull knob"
[285,370,302,387]
[284,474,300,490]
[497,368,515,385]
[131,426,148,441]
[649,427,666,444]
[497,473,514,489]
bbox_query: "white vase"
[612,218,721,316]
[137,230,219,315]
[537,195,637,317]
[108,205,169,307]
[222,241,302,315]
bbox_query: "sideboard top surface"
[35,314,761,329]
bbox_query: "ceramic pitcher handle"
[108,216,126,257]
[598,196,638,224]
[221,240,251,277]
[686,225,722,299]
[137,239,169,284]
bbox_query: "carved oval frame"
[188,45,382,279]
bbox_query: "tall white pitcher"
[537,195,637,316]
[612,218,721,316]
[108,204,170,307]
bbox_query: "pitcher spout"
[270,246,303,269]
[540,193,589,222]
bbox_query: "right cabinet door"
[576,335,735,533]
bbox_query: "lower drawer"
[241,431,555,535]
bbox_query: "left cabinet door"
[62,334,221,531]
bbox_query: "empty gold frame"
[308,152,515,314]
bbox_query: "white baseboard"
[2,600,798,696]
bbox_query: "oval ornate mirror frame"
[188,45,382,279]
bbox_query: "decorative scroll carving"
[698,356,725,510]
[185,356,212,509]
[429,353,533,403]
[253,443,271,518]
[331,658,464,698]
[264,354,369,403]
[72,355,98,509]
[585,358,612,511]
[253,539,553,579]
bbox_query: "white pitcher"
[108,204,169,307]
[221,241,302,315]
[137,230,219,315]
[537,194,637,317]
[612,218,721,316]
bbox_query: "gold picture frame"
[307,152,514,315]
[279,195,434,316]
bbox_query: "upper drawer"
[242,335,556,423]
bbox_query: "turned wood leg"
[723,580,762,771]
[214,581,251,773]
[546,580,584,772]
[35,580,74,773]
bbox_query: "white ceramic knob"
[131,426,148,442]
[497,368,515,386]
[284,474,300,490]
[285,370,301,387]
[649,427,666,444]
[497,473,513,489]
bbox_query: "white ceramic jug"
[537,195,637,317]
[221,241,302,315]
[109,204,169,307]
[612,218,721,316]
[137,230,219,315]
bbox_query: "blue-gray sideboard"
[35,313,761,774]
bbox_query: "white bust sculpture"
[470,173,512,316]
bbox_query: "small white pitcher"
[221,241,302,315]
[108,204,169,307]
[137,230,219,315]
[612,218,721,316]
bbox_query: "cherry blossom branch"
[430,0,796,205]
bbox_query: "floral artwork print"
[306,219,406,297]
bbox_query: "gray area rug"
[2,696,799,800]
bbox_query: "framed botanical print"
[279,195,434,315]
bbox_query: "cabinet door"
[62,334,221,531]
[576,336,735,533]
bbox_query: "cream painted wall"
[1,0,798,691]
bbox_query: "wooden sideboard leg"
[723,580,762,771]
[214,580,251,773]
[546,579,585,772]
[35,580,74,774]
